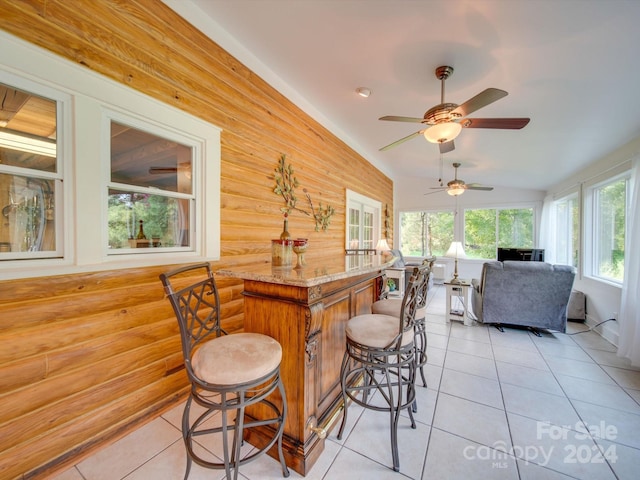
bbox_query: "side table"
[385,267,405,298]
[445,279,473,326]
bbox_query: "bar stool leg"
[182,397,193,480]
[276,378,290,477]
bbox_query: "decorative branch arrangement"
[384,203,390,239]
[304,188,335,232]
[272,154,300,215]
[272,154,335,231]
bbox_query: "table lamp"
[376,238,391,254]
[445,241,466,283]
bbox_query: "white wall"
[545,135,640,346]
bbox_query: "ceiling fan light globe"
[447,186,465,196]
[424,122,462,144]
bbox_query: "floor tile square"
[444,350,498,380]
[496,361,564,396]
[507,413,617,479]
[440,368,503,408]
[433,393,510,449]
[76,417,181,480]
[423,428,519,480]
[501,383,582,428]
[556,374,640,414]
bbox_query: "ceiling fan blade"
[439,140,455,154]
[379,115,424,123]
[149,167,177,174]
[450,88,508,118]
[424,188,446,196]
[461,118,530,129]
[465,183,494,191]
[379,130,423,151]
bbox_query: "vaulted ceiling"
[165,0,640,191]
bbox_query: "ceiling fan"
[148,162,191,178]
[425,162,494,196]
[148,166,177,174]
[379,66,530,154]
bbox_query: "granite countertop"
[217,254,396,287]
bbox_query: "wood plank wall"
[0,1,393,478]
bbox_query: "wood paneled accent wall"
[0,1,393,478]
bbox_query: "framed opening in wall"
[0,80,63,260]
[107,120,195,253]
[346,189,381,250]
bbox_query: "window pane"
[594,178,626,281]
[0,173,57,254]
[464,209,497,259]
[555,195,579,267]
[110,122,192,194]
[363,209,374,249]
[427,211,455,256]
[498,208,533,248]
[108,190,190,250]
[0,83,57,173]
[348,207,360,248]
[400,211,454,256]
[465,207,534,259]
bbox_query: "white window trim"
[584,170,630,287]
[0,69,70,262]
[346,189,382,249]
[0,31,221,280]
[552,190,580,269]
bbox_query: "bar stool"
[372,259,433,387]
[160,262,290,480]
[337,264,430,472]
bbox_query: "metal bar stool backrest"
[160,262,226,383]
[415,261,433,311]
[389,263,430,350]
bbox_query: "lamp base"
[448,275,463,284]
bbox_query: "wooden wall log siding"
[0,1,393,478]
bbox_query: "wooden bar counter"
[217,254,394,475]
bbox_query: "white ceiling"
[166,0,640,191]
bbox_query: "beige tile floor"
[52,285,640,480]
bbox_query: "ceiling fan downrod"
[435,66,454,104]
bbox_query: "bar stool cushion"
[346,313,413,349]
[192,333,282,385]
[372,298,426,319]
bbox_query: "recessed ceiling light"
[356,87,371,98]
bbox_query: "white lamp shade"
[376,238,391,252]
[445,241,467,259]
[423,122,462,144]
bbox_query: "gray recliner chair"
[471,260,576,333]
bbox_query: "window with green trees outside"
[464,208,534,259]
[400,211,454,256]
[592,176,628,282]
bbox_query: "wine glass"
[292,238,308,268]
